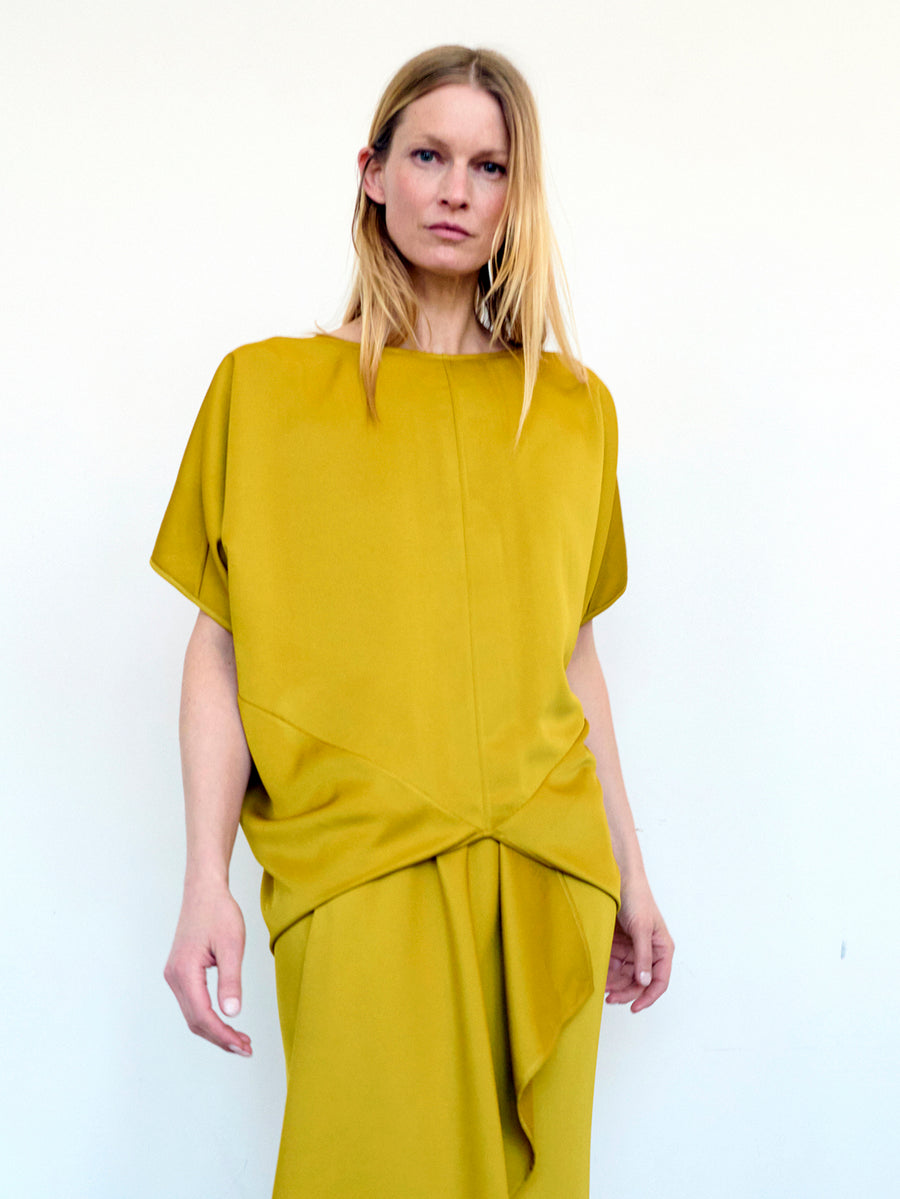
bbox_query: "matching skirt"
[270,836,617,1198]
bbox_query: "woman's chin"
[406,253,485,283]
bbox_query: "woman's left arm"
[566,621,675,1012]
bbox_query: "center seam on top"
[443,359,490,828]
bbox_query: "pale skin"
[164,82,674,1053]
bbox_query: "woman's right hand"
[163,880,252,1056]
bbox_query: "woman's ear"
[358,147,385,205]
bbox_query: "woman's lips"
[428,224,470,239]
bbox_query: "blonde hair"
[339,44,588,449]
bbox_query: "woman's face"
[361,83,510,285]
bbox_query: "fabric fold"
[496,844,594,1187]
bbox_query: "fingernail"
[222,997,240,1016]
[639,971,652,986]
[227,1044,251,1056]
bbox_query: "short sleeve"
[149,353,234,631]
[580,374,628,625]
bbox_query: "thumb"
[215,929,244,1018]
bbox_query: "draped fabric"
[150,333,627,1194]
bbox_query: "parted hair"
[337,44,588,448]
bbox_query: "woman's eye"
[413,149,437,163]
[482,162,507,176]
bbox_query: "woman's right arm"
[163,610,254,1056]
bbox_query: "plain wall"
[2,2,897,1195]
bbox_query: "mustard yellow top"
[150,332,627,1159]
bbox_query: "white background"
[2,2,898,1196]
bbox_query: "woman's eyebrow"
[412,133,508,158]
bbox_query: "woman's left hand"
[605,877,674,1013]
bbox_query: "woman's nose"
[439,161,470,206]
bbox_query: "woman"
[152,43,673,1199]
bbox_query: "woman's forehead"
[395,84,509,149]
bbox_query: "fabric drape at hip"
[271,838,617,1198]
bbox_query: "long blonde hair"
[340,44,588,448]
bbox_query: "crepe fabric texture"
[150,333,628,1197]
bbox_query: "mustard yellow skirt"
[271,837,616,1198]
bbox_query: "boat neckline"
[312,331,523,362]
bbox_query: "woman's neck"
[403,270,491,355]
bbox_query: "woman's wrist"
[612,833,649,890]
[183,857,232,893]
